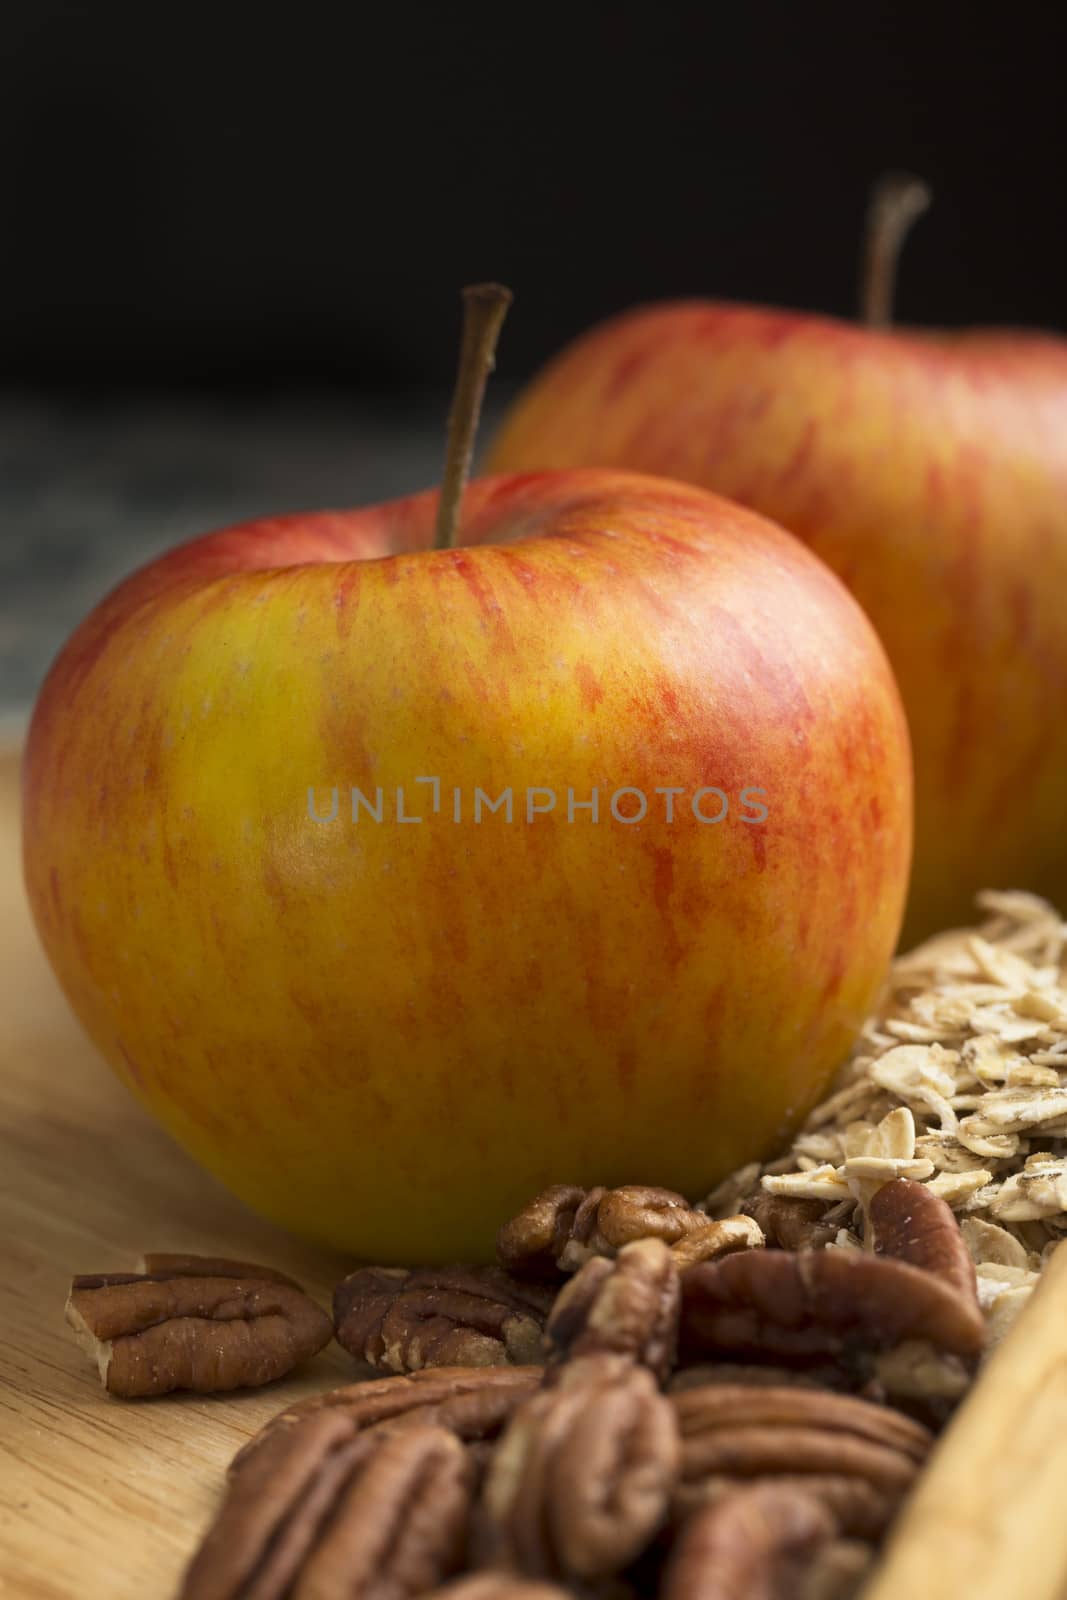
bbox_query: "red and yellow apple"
[488,306,1067,944]
[22,469,911,1260]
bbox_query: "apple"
[22,291,911,1262]
[487,181,1067,944]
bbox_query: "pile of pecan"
[100,1177,981,1599]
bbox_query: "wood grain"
[0,744,355,1599]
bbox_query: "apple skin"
[22,469,911,1261]
[488,304,1067,944]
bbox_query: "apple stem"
[860,172,932,328]
[433,283,514,551]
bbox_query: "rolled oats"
[737,891,1067,1346]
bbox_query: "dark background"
[2,2,1065,713]
[2,3,1065,394]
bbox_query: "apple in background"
[21,292,911,1263]
[488,180,1067,945]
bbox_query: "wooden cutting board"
[0,740,354,1599]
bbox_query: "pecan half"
[595,1187,729,1253]
[545,1239,679,1380]
[869,1178,979,1304]
[231,1366,544,1476]
[679,1245,986,1367]
[65,1258,333,1397]
[478,1354,680,1580]
[181,1416,473,1600]
[669,1384,930,1538]
[661,1482,836,1600]
[333,1267,554,1373]
[741,1193,843,1252]
[497,1187,592,1279]
[498,1185,719,1276]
